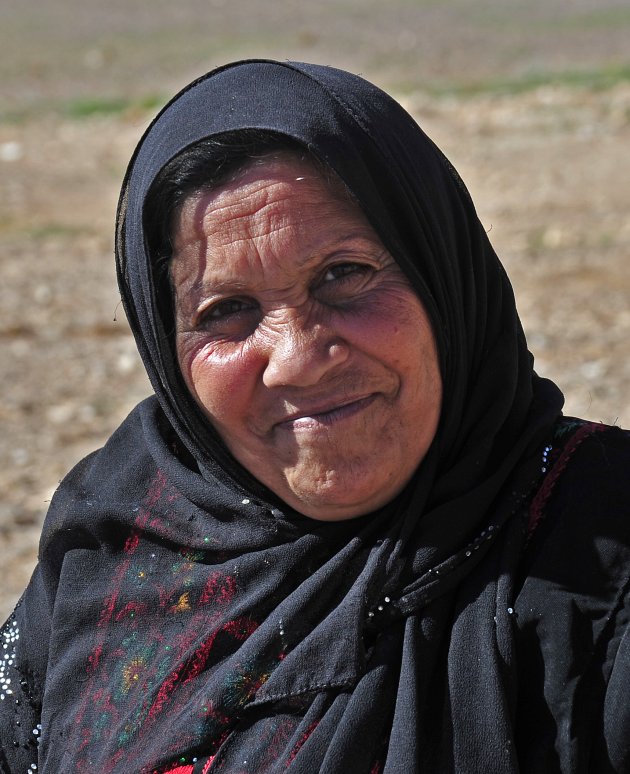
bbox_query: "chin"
[281,474,406,522]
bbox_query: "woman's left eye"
[321,262,373,284]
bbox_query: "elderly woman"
[1,60,628,774]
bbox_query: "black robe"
[1,60,629,772]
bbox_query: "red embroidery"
[528,422,606,538]
[72,471,169,739]
[223,617,258,641]
[68,467,275,772]
[146,616,259,720]
[285,720,320,766]
[87,643,103,674]
[199,571,237,607]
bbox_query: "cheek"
[368,295,442,416]
[177,336,259,423]
[350,290,436,366]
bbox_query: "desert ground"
[1,0,629,620]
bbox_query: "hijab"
[118,56,562,603]
[47,60,565,771]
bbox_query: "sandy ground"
[1,0,629,621]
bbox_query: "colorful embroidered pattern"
[63,470,284,773]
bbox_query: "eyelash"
[321,262,371,284]
[203,297,256,322]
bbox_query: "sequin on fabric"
[0,609,41,772]
[527,419,607,540]
[0,614,19,702]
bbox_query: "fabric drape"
[2,60,628,774]
[115,59,563,769]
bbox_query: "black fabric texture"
[1,60,629,773]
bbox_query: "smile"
[277,394,378,431]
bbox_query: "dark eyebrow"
[186,278,250,296]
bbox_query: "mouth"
[276,394,378,431]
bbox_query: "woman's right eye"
[206,298,255,319]
[196,297,259,336]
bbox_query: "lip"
[275,394,379,431]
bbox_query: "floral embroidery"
[65,470,283,772]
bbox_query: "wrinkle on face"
[170,153,442,521]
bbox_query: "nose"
[261,314,350,389]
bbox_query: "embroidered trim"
[527,421,607,540]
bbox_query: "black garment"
[1,61,628,772]
[1,412,628,773]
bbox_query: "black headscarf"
[118,57,562,593]
[42,60,567,772]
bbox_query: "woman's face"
[171,154,442,521]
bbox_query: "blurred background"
[1,0,629,619]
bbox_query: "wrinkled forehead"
[171,151,380,260]
[185,149,357,219]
